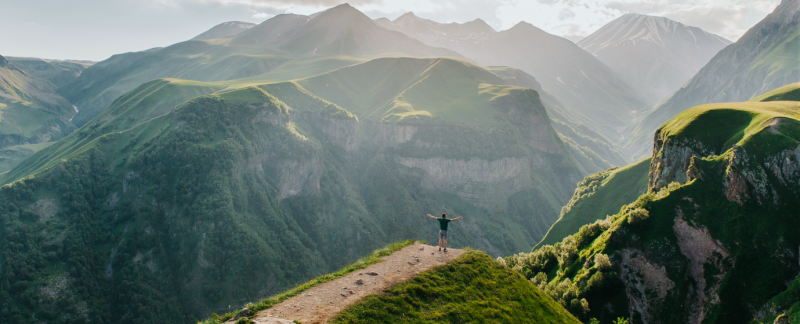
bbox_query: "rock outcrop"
[396,156,541,209]
[648,135,714,192]
[672,210,730,324]
[620,249,676,323]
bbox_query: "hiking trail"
[238,242,465,324]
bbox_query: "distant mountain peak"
[577,13,732,100]
[462,18,495,33]
[397,11,417,19]
[507,22,548,36]
[192,20,256,40]
[0,55,7,68]
[580,14,731,53]
[510,21,535,30]
[311,2,373,25]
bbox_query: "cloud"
[248,9,273,18]
[558,8,575,20]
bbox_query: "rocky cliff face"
[395,156,542,210]
[648,135,714,191]
[512,101,800,323]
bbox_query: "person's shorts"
[439,230,448,240]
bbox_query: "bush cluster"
[505,217,616,321]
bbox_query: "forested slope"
[0,56,586,322]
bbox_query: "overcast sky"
[0,0,781,61]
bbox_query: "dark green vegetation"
[537,157,651,248]
[0,53,596,322]
[204,240,415,324]
[509,97,800,323]
[330,250,580,324]
[625,0,800,159]
[0,55,88,154]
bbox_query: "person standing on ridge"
[427,213,463,252]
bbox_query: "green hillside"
[749,82,800,102]
[0,55,77,151]
[537,157,650,248]
[507,98,800,323]
[331,250,580,324]
[8,57,621,185]
[7,56,93,90]
[378,14,656,143]
[0,55,592,322]
[59,5,460,127]
[56,5,627,175]
[625,0,800,159]
[0,142,53,175]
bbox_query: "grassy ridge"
[536,157,651,248]
[5,56,617,184]
[749,82,800,102]
[658,101,800,155]
[331,250,580,324]
[510,97,800,323]
[623,1,800,160]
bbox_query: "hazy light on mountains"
[0,0,779,60]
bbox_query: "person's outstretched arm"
[451,216,464,222]
[427,214,438,220]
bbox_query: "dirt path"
[244,243,464,324]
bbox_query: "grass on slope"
[203,240,416,324]
[752,275,800,324]
[0,142,53,174]
[0,101,63,137]
[289,57,514,125]
[659,101,800,155]
[749,82,800,102]
[511,98,800,323]
[331,250,579,324]
[536,157,651,248]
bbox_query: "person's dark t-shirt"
[438,218,451,231]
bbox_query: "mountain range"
[578,13,732,100]
[625,0,800,159]
[60,4,460,128]
[377,12,656,140]
[0,56,595,323]
[1,1,798,323]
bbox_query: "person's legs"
[443,237,447,251]
[438,230,443,250]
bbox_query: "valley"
[0,1,798,323]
